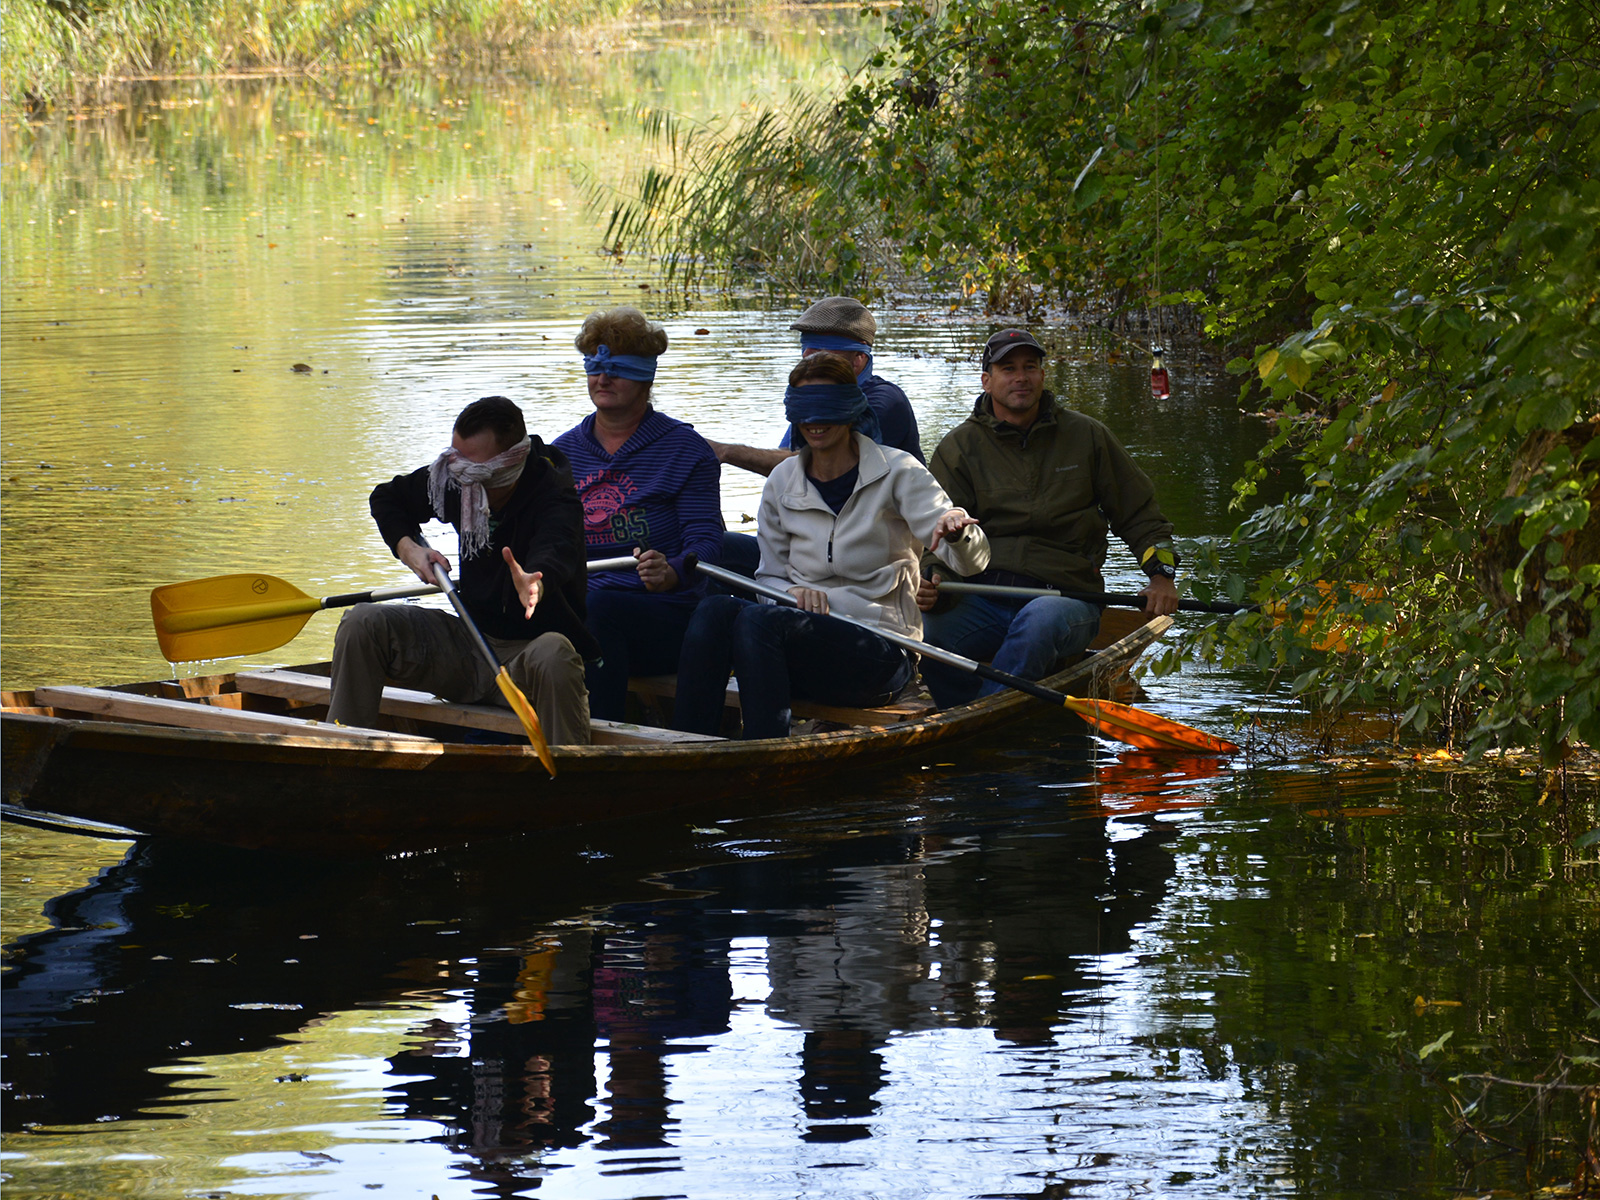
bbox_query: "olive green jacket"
[923,391,1175,593]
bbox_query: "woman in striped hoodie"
[552,307,723,721]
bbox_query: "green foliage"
[1200,3,1600,762]
[2,0,644,107]
[604,0,1599,760]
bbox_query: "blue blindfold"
[783,382,882,449]
[583,343,658,382]
[800,335,873,384]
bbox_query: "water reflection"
[2,788,1175,1149]
[3,752,1595,1196]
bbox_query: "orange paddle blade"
[1264,582,1388,652]
[1063,696,1239,755]
[495,667,557,778]
[151,574,321,662]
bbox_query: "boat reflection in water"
[3,766,1181,1188]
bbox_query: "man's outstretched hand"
[502,547,544,619]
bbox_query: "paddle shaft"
[693,562,1075,705]
[936,579,1251,615]
[429,563,502,671]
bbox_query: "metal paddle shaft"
[428,562,557,777]
[936,579,1252,615]
[691,560,1238,755]
[429,562,502,668]
[694,564,1085,699]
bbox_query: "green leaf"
[1418,1030,1453,1059]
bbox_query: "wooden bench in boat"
[32,685,429,743]
[627,674,935,729]
[233,670,721,747]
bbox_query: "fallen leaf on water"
[1022,974,1055,981]
[291,363,312,373]
[695,328,710,335]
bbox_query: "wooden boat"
[1,612,1168,856]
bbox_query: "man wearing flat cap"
[707,296,923,477]
[916,328,1180,707]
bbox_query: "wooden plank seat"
[32,685,428,743]
[234,670,722,747]
[628,674,937,730]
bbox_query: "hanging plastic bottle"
[1150,346,1171,400]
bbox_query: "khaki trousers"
[327,603,591,745]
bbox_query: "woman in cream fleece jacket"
[673,353,990,739]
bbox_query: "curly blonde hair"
[574,307,669,358]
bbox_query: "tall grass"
[583,93,891,298]
[4,0,646,108]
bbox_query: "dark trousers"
[584,590,699,721]
[706,531,762,595]
[673,595,914,739]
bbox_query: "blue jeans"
[585,590,699,721]
[920,594,1101,708]
[674,595,915,739]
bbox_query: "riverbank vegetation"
[3,0,645,108]
[602,0,1599,763]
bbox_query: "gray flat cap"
[790,296,876,346]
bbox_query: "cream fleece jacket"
[755,434,991,640]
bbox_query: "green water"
[2,9,1596,1198]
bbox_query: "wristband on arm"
[1140,542,1179,579]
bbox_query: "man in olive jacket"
[917,329,1180,707]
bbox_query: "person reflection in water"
[373,810,1176,1164]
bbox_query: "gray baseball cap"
[981,328,1045,369]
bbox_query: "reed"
[582,93,883,297]
[4,0,645,108]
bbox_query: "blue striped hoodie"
[553,407,723,597]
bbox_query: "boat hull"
[2,618,1168,855]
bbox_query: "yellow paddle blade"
[495,667,557,778]
[151,574,322,663]
[1063,696,1239,755]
